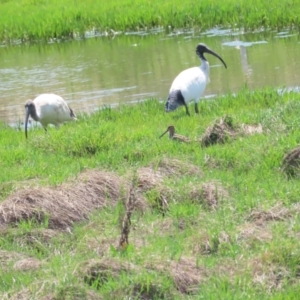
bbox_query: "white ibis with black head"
[165,43,227,116]
[24,93,77,139]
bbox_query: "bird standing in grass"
[24,93,77,139]
[159,125,190,143]
[165,43,227,116]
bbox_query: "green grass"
[2,88,300,298]
[1,0,300,42]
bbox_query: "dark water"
[0,28,300,125]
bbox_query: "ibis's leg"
[44,127,47,134]
[184,104,190,116]
[195,102,199,114]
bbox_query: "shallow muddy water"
[0,28,300,125]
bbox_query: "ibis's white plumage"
[165,43,227,116]
[170,62,209,103]
[24,93,76,138]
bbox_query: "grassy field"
[1,0,299,42]
[1,88,300,298]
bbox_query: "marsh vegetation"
[1,89,300,298]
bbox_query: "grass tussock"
[281,146,300,177]
[0,250,41,272]
[155,158,204,178]
[189,180,229,210]
[248,202,291,223]
[0,171,124,230]
[200,115,263,147]
[2,88,300,298]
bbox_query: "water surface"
[0,28,299,125]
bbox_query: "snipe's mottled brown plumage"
[159,125,190,143]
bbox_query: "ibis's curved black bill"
[196,43,227,69]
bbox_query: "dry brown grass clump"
[170,257,207,294]
[0,171,126,230]
[1,280,57,300]
[3,228,60,249]
[200,116,239,147]
[0,250,41,272]
[5,282,102,300]
[0,159,205,230]
[13,257,42,271]
[281,146,300,177]
[237,222,273,247]
[150,256,207,294]
[81,258,171,299]
[189,181,229,210]
[77,256,206,296]
[81,258,134,288]
[155,158,204,178]
[249,257,291,292]
[54,285,103,300]
[212,255,292,293]
[241,123,263,135]
[247,202,291,224]
[135,167,172,214]
[200,116,263,147]
[136,167,164,192]
[192,231,231,256]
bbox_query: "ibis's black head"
[24,99,37,139]
[69,107,77,119]
[165,90,185,113]
[196,43,227,69]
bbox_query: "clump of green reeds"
[1,0,299,43]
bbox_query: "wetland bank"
[1,0,300,299]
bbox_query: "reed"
[1,0,299,42]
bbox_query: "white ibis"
[159,125,190,143]
[165,43,227,116]
[24,93,77,139]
